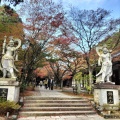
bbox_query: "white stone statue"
[96,45,112,83]
[0,36,21,79]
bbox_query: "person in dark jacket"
[36,76,40,86]
[48,78,51,90]
[50,78,54,90]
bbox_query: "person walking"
[50,78,54,90]
[48,78,51,90]
[39,80,43,87]
[36,76,40,86]
[44,79,48,89]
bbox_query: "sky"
[1,0,120,19]
[53,0,120,19]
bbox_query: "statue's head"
[102,44,109,54]
[8,36,14,46]
[103,47,108,54]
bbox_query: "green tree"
[73,72,83,93]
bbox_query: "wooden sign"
[107,91,114,104]
[0,88,8,101]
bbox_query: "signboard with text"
[107,91,114,104]
[0,88,8,101]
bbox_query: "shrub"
[0,100,21,116]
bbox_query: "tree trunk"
[77,80,80,94]
[88,67,93,93]
[61,79,63,89]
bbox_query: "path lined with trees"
[0,0,120,93]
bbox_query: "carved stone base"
[0,78,20,102]
[94,82,120,110]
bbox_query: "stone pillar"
[0,78,20,102]
[94,82,120,110]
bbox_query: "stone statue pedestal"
[94,82,120,110]
[0,78,20,102]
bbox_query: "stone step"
[23,103,91,107]
[19,96,96,118]
[19,110,97,117]
[24,97,84,100]
[20,106,94,111]
[23,99,89,103]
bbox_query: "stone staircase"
[18,96,97,117]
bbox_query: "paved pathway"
[17,86,119,120]
[38,86,78,98]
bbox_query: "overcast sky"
[53,0,120,19]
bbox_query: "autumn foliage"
[0,5,24,46]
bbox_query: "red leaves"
[51,13,64,27]
[37,16,44,21]
[53,37,71,45]
[54,13,64,20]
[34,67,48,78]
[54,36,79,46]
[23,25,38,31]
[51,21,62,27]
[63,74,72,80]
